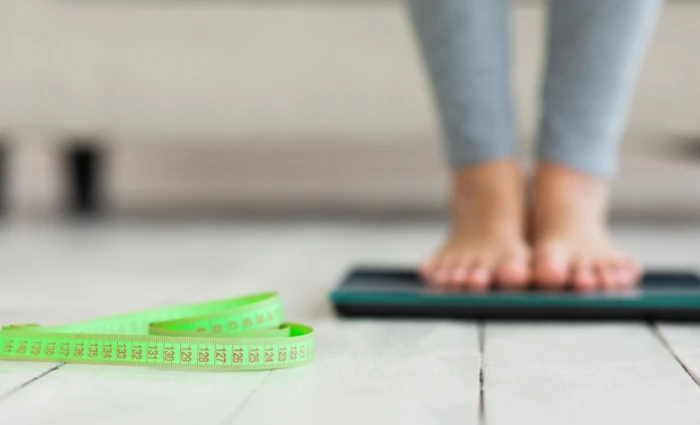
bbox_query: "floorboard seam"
[478,322,486,425]
[0,363,65,404]
[651,324,700,388]
[215,371,271,425]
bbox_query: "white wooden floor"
[1,218,699,425]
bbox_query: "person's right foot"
[420,160,531,290]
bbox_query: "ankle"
[532,162,610,231]
[452,160,523,200]
[534,162,608,197]
[449,159,526,235]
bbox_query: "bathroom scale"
[329,266,700,321]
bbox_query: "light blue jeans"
[406,0,662,178]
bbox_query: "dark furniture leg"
[64,141,103,215]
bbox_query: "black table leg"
[64,141,104,215]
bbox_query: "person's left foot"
[530,162,641,291]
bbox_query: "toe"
[419,257,439,281]
[466,265,493,290]
[612,266,634,288]
[496,253,531,289]
[448,265,471,286]
[430,254,457,286]
[611,264,634,289]
[432,267,453,286]
[572,261,596,291]
[611,262,640,289]
[423,251,457,286]
[617,256,643,286]
[534,244,571,288]
[597,263,620,289]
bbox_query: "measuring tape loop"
[0,293,313,371]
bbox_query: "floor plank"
[657,324,700,384]
[0,364,268,425]
[229,319,481,425]
[0,363,59,400]
[0,221,324,423]
[484,323,700,425]
[0,220,410,424]
[226,221,481,425]
[3,219,700,424]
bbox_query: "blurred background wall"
[0,0,699,218]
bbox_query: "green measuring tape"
[0,293,313,371]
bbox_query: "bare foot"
[420,160,530,290]
[531,162,641,291]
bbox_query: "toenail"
[471,268,489,280]
[452,268,468,280]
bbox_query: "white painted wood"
[0,365,269,425]
[229,221,481,425]
[484,323,700,425]
[0,221,346,420]
[611,225,700,271]
[658,324,700,383]
[0,221,298,388]
[0,220,481,425]
[2,220,700,425]
[231,319,480,425]
[0,221,308,423]
[0,363,57,400]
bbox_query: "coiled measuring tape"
[0,293,313,371]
